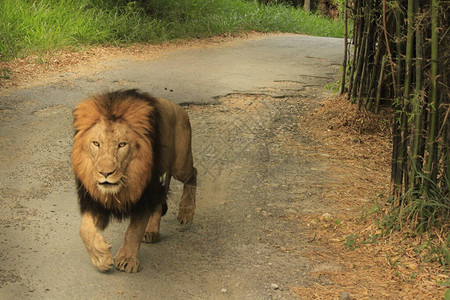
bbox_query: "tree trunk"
[303,0,310,11]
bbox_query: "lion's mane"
[72,90,167,229]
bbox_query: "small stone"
[339,292,350,300]
[270,283,279,290]
[321,213,332,219]
[220,288,227,293]
[285,208,297,214]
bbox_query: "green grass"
[0,0,345,61]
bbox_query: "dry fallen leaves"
[291,96,447,299]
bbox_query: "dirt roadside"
[0,33,446,299]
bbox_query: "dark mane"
[96,89,157,121]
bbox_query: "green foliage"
[325,77,341,94]
[0,68,11,79]
[383,175,450,234]
[0,0,345,60]
[343,233,359,250]
[343,230,381,252]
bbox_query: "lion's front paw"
[143,231,160,243]
[88,241,113,272]
[114,255,140,273]
[177,206,195,224]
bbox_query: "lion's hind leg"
[79,213,113,272]
[176,167,197,224]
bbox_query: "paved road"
[2,35,343,104]
[0,34,343,299]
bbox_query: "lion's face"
[72,96,155,204]
[85,120,134,195]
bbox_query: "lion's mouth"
[97,180,122,194]
[98,181,120,186]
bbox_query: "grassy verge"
[0,0,345,61]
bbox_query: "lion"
[72,89,197,273]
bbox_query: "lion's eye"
[118,142,127,148]
[92,141,100,147]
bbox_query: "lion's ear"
[73,100,101,132]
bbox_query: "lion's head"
[72,91,156,206]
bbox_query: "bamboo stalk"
[367,31,383,111]
[375,55,387,114]
[410,0,423,190]
[382,0,397,97]
[394,0,415,198]
[394,5,404,98]
[403,0,414,100]
[424,0,440,186]
[353,4,369,103]
[392,3,407,198]
[391,110,401,201]
[357,4,372,110]
[348,1,361,101]
[340,0,348,95]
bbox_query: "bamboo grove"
[341,0,449,232]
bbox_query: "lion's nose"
[99,171,115,178]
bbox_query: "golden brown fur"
[72,89,197,273]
